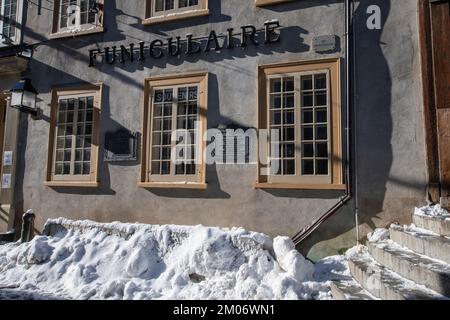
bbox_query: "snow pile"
[414,204,450,219]
[367,228,390,243]
[0,219,347,300]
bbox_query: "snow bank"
[367,228,390,243]
[414,204,450,219]
[0,219,347,300]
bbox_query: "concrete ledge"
[348,253,445,300]
[330,280,375,300]
[413,214,450,236]
[390,225,450,265]
[368,240,450,296]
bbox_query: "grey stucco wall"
[12,0,427,259]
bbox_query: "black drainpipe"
[293,0,356,245]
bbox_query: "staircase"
[331,211,450,300]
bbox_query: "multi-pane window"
[145,0,208,24]
[47,85,102,186]
[150,85,199,180]
[54,0,103,34]
[1,0,18,42]
[55,96,94,177]
[258,59,343,189]
[142,73,208,188]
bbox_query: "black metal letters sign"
[88,20,281,67]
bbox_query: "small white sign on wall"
[1,174,11,189]
[3,151,13,166]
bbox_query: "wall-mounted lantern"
[10,78,40,119]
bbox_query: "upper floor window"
[144,0,209,25]
[51,0,104,39]
[0,0,21,44]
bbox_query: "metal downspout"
[293,0,356,245]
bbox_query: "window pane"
[315,91,327,106]
[316,126,328,140]
[302,110,313,124]
[283,127,295,142]
[185,164,196,175]
[152,161,160,174]
[188,87,198,100]
[165,0,174,10]
[283,160,295,175]
[284,94,295,109]
[176,164,185,174]
[302,143,314,158]
[270,111,282,126]
[270,79,282,93]
[83,163,90,175]
[283,144,295,158]
[155,0,164,11]
[177,87,186,101]
[74,163,82,175]
[283,77,294,92]
[302,93,313,107]
[316,143,328,158]
[270,95,282,109]
[302,75,313,90]
[283,110,294,125]
[302,160,314,175]
[302,126,314,141]
[161,162,170,175]
[316,160,328,175]
[315,74,327,89]
[316,109,327,123]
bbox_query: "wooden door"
[420,0,450,207]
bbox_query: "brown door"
[420,0,450,208]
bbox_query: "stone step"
[330,280,375,300]
[368,240,450,296]
[348,251,446,300]
[413,213,450,236]
[390,224,450,265]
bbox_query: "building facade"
[1,0,445,260]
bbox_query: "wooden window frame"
[140,71,208,189]
[255,0,294,7]
[255,58,345,191]
[143,0,209,25]
[45,83,103,188]
[49,0,104,40]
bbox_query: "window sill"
[142,9,210,25]
[254,182,346,191]
[44,181,100,188]
[138,182,208,190]
[49,26,104,40]
[255,0,293,7]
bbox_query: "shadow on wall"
[298,0,394,258]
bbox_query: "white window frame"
[57,0,101,33]
[0,0,23,45]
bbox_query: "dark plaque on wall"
[104,129,138,162]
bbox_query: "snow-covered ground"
[0,219,349,300]
[414,204,450,218]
